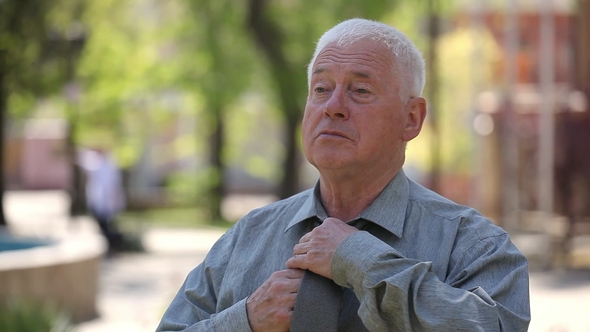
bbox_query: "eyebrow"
[312,67,326,76]
[312,67,372,79]
[350,71,371,79]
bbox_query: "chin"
[312,157,353,172]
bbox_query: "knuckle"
[267,283,280,293]
[268,280,286,293]
[275,309,292,322]
[271,270,287,278]
[307,249,320,259]
[323,218,336,226]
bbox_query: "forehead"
[311,39,394,78]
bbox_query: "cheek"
[301,111,315,147]
[362,115,404,146]
[301,115,312,139]
[301,105,318,133]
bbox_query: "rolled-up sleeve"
[331,231,530,331]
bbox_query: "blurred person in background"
[156,18,530,331]
[79,147,126,253]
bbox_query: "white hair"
[307,18,425,101]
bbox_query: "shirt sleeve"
[331,231,530,331]
[155,226,254,332]
[156,295,252,332]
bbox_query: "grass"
[91,207,236,253]
[118,207,236,232]
[0,300,75,332]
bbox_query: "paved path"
[4,191,590,331]
[76,228,225,332]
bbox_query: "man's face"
[302,38,421,176]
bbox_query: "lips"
[317,130,350,140]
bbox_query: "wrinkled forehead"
[311,39,395,77]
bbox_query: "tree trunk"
[208,106,225,222]
[201,4,228,223]
[247,0,304,199]
[426,0,441,193]
[67,121,86,216]
[0,51,7,226]
[279,111,301,199]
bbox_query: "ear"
[402,97,427,142]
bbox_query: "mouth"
[317,130,350,140]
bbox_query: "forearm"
[332,232,529,331]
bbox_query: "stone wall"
[0,231,106,322]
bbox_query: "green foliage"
[72,0,177,164]
[0,299,75,332]
[437,27,502,173]
[165,167,220,207]
[120,206,235,229]
[225,95,284,183]
[164,171,200,206]
[4,0,494,219]
[0,0,86,116]
[73,0,259,172]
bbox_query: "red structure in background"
[553,0,590,262]
[482,12,573,85]
[464,1,589,265]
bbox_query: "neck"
[318,166,401,221]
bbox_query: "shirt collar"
[284,169,409,238]
[357,169,408,238]
[284,184,327,233]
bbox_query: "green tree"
[180,0,257,221]
[75,0,257,223]
[0,0,84,225]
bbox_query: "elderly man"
[157,18,530,331]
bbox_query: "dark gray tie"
[290,218,372,331]
[290,270,343,332]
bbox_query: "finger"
[286,293,298,308]
[322,217,358,234]
[323,217,344,225]
[286,268,305,279]
[276,268,305,279]
[299,231,312,243]
[293,242,308,255]
[285,255,307,270]
[284,278,304,293]
[289,280,303,294]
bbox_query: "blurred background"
[1,0,589,331]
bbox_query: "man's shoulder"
[406,179,505,238]
[406,179,472,219]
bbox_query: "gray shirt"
[156,170,530,331]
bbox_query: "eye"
[314,87,327,93]
[350,85,376,103]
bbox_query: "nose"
[323,86,349,119]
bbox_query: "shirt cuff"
[210,297,253,332]
[331,231,402,289]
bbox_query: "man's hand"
[246,269,304,332]
[286,217,358,279]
